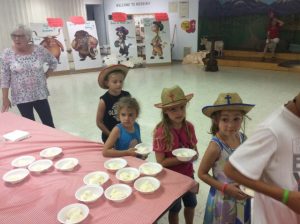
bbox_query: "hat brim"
[154,94,194,108]
[202,103,255,117]
[98,64,129,89]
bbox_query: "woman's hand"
[224,183,248,200]
[1,97,11,112]
[127,148,137,157]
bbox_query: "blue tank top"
[115,122,141,150]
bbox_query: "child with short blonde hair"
[96,64,131,143]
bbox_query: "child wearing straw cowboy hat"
[153,85,198,224]
[96,64,131,143]
[198,92,255,224]
[225,92,300,224]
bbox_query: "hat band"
[162,98,187,106]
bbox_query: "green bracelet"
[282,189,289,204]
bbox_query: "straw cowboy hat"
[154,85,193,109]
[202,92,255,117]
[98,64,129,89]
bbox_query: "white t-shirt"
[230,106,300,224]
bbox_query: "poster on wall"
[143,18,171,64]
[107,17,137,59]
[31,23,69,71]
[66,21,102,70]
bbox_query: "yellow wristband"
[282,189,289,204]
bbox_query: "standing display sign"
[143,16,171,64]
[66,21,102,70]
[107,13,137,59]
[31,23,70,71]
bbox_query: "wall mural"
[199,0,300,17]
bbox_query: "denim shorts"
[169,191,197,213]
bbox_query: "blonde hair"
[154,107,192,152]
[10,24,32,41]
[116,96,140,118]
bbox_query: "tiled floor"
[2,63,300,223]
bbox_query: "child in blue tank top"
[103,96,141,157]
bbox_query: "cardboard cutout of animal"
[114,26,132,57]
[200,37,224,57]
[151,21,165,59]
[71,30,99,61]
[32,29,64,63]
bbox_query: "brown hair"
[116,96,140,119]
[209,110,247,135]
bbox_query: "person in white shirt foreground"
[224,92,300,224]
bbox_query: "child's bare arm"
[155,151,184,167]
[198,141,247,200]
[102,127,137,157]
[96,99,110,136]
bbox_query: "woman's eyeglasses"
[11,34,26,39]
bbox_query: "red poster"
[112,12,127,22]
[154,13,169,21]
[47,18,63,27]
[69,16,85,24]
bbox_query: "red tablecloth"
[0,112,198,224]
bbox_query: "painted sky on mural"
[219,0,276,4]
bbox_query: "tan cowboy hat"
[98,64,129,89]
[154,85,194,109]
[202,92,255,117]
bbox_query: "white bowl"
[83,171,109,186]
[240,185,255,197]
[28,159,53,173]
[40,147,62,159]
[139,162,163,176]
[55,158,79,171]
[172,148,197,162]
[104,184,132,203]
[2,168,30,184]
[135,143,153,155]
[116,167,140,183]
[104,158,127,172]
[134,176,160,194]
[57,203,89,224]
[75,185,103,203]
[11,155,35,168]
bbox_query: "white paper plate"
[104,158,127,172]
[55,158,79,171]
[135,143,153,155]
[75,185,103,203]
[240,185,255,197]
[28,159,53,173]
[139,162,163,176]
[2,168,30,184]
[57,203,89,224]
[11,155,35,168]
[134,176,160,194]
[104,184,132,203]
[116,167,140,183]
[172,148,197,162]
[83,171,109,186]
[40,147,62,159]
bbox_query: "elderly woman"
[1,24,58,127]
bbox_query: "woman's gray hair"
[10,24,32,41]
